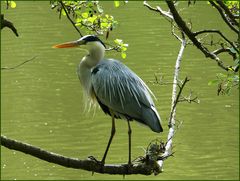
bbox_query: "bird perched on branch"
[53,35,163,166]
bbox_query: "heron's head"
[53,35,106,64]
[53,35,106,52]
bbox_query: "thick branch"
[1,14,19,37]
[1,135,159,175]
[59,1,83,37]
[209,1,239,34]
[165,1,229,71]
[193,29,239,53]
[216,0,239,26]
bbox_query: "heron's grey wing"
[91,59,163,133]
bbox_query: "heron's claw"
[88,156,102,164]
[88,156,105,172]
[124,162,133,174]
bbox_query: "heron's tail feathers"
[142,106,163,133]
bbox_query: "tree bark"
[1,14,19,36]
[1,135,160,175]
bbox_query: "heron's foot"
[88,156,102,164]
[88,156,105,172]
[124,162,133,174]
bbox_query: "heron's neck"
[78,58,92,97]
[82,42,105,68]
[78,42,105,96]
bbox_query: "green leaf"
[114,1,120,8]
[101,22,109,29]
[228,67,234,71]
[10,1,16,8]
[87,15,97,23]
[208,79,218,85]
[108,15,114,20]
[225,87,231,95]
[61,9,66,16]
[121,52,127,59]
[229,47,237,54]
[114,39,123,45]
[234,58,239,64]
[122,47,127,51]
[217,73,227,78]
[76,18,82,23]
[75,23,82,27]
[81,12,89,19]
[111,20,118,28]
[97,4,103,13]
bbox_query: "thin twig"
[212,48,237,60]
[1,56,37,70]
[178,90,200,103]
[143,1,173,23]
[59,1,83,37]
[193,29,239,53]
[171,23,183,42]
[168,77,190,127]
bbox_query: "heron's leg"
[127,120,132,165]
[101,115,115,164]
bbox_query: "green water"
[1,1,239,180]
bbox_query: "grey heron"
[53,35,163,165]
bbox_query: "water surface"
[1,1,239,180]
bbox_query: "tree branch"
[193,29,239,53]
[212,48,237,60]
[59,1,83,37]
[209,1,239,34]
[158,32,187,169]
[143,1,173,21]
[145,1,238,72]
[1,135,164,175]
[216,0,239,26]
[1,14,19,37]
[165,1,230,72]
[168,76,189,127]
[1,56,37,70]
[178,90,200,104]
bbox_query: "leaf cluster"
[114,39,128,59]
[50,1,117,35]
[208,72,239,95]
[4,1,16,9]
[50,1,128,58]
[223,0,239,15]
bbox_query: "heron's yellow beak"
[52,41,79,48]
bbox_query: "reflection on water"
[1,1,239,180]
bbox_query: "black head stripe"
[81,35,106,48]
